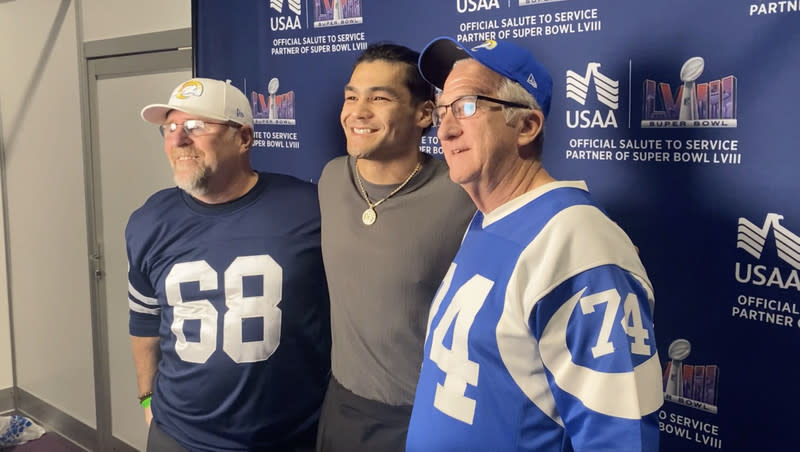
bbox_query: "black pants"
[316,377,412,452]
[147,421,189,452]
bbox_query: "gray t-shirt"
[318,154,476,405]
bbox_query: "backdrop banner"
[194,1,800,450]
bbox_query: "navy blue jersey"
[126,172,330,451]
[407,181,662,452]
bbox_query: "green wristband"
[140,396,151,409]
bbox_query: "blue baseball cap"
[418,37,552,118]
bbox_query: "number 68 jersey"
[126,173,330,452]
[407,181,663,452]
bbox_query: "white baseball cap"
[141,78,253,128]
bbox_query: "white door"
[89,51,190,451]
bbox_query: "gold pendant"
[362,207,377,225]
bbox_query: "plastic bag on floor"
[0,415,46,447]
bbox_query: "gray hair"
[496,77,545,152]
[449,59,545,153]
[496,77,538,123]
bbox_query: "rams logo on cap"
[175,80,204,99]
[470,39,497,51]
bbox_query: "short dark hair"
[354,42,435,105]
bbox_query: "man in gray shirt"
[316,43,475,451]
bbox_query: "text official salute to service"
[406,38,664,452]
[127,78,330,452]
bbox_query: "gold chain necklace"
[354,159,422,226]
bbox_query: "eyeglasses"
[432,95,531,127]
[159,119,240,138]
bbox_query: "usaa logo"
[736,213,800,292]
[270,0,302,31]
[457,0,500,13]
[565,62,619,128]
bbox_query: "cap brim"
[140,104,174,124]
[140,104,235,125]
[418,36,470,90]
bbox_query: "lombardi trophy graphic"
[268,78,279,120]
[333,0,342,21]
[678,57,704,121]
[666,339,691,397]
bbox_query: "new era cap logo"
[175,80,203,100]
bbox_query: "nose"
[165,127,192,148]
[436,108,462,142]
[349,98,373,120]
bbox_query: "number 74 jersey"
[407,182,663,452]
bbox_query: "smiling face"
[162,110,247,197]
[436,59,526,192]
[340,60,430,162]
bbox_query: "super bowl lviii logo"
[314,0,363,28]
[252,77,297,127]
[736,213,800,291]
[642,57,737,128]
[566,62,619,128]
[663,339,720,416]
[270,0,302,31]
[519,0,570,6]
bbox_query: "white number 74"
[579,288,651,358]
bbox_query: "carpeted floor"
[3,432,85,451]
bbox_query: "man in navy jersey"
[406,38,663,451]
[127,78,330,451]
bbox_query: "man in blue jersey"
[406,38,663,451]
[128,78,330,452]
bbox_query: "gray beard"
[175,167,210,198]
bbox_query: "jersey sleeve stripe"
[129,295,160,315]
[518,204,652,317]
[497,204,655,421]
[631,273,655,313]
[539,289,663,418]
[128,282,158,306]
[496,299,563,425]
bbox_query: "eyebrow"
[344,85,402,98]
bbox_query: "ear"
[416,100,434,129]
[516,109,544,148]
[239,126,254,152]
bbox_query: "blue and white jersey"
[126,172,330,452]
[407,181,663,452]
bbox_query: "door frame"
[80,28,191,452]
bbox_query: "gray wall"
[0,0,190,446]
